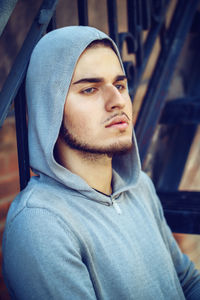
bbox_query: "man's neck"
[55,140,112,195]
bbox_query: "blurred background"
[0,0,200,298]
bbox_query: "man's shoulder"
[5,176,75,229]
[3,176,82,254]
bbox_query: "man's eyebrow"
[73,77,104,85]
[72,75,127,85]
[114,75,127,82]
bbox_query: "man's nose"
[104,85,126,112]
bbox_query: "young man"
[3,26,200,299]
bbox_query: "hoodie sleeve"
[144,173,200,300]
[3,207,97,300]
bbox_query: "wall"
[0,117,19,299]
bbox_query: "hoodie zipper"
[93,189,122,215]
[111,195,122,215]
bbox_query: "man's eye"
[81,87,96,94]
[115,84,126,91]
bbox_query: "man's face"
[61,45,133,155]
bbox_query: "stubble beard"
[60,122,133,157]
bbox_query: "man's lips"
[105,114,130,129]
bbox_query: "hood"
[26,26,141,195]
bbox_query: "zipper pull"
[112,200,122,215]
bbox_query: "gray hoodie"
[3,26,200,299]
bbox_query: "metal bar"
[134,0,168,70]
[154,124,197,191]
[135,0,143,67]
[107,0,119,45]
[160,97,200,124]
[0,0,59,127]
[158,191,200,211]
[151,0,166,23]
[127,0,137,41]
[14,81,30,190]
[46,11,57,32]
[141,0,151,30]
[131,1,170,95]
[77,0,88,26]
[0,0,18,36]
[126,0,170,97]
[135,0,199,163]
[158,191,200,233]
[164,210,200,234]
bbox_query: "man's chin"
[102,142,133,157]
[60,124,133,157]
[71,141,133,157]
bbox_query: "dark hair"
[86,38,117,55]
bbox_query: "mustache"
[102,112,130,124]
